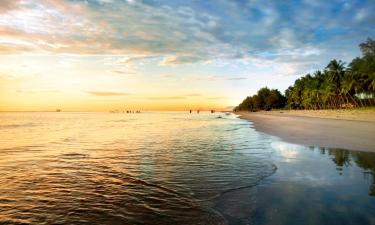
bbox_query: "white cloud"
[0,0,372,71]
[355,8,368,22]
[161,55,205,65]
[114,55,157,65]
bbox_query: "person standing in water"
[190,110,192,113]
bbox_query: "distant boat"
[225,112,231,116]
[56,109,61,112]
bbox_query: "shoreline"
[236,110,375,152]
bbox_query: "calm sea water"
[0,112,374,225]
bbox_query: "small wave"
[0,123,35,129]
[0,145,45,154]
[60,152,89,160]
[224,127,243,132]
[111,119,129,123]
[197,163,278,203]
[62,137,76,142]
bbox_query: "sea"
[0,112,374,225]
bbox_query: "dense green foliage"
[236,87,286,111]
[236,38,375,111]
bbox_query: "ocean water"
[0,112,374,225]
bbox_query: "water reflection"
[323,148,375,196]
[304,147,375,196]
[253,142,375,225]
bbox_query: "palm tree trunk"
[347,93,358,107]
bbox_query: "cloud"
[110,69,135,75]
[207,97,226,100]
[97,0,113,4]
[114,55,158,65]
[225,77,247,81]
[145,94,224,100]
[354,8,370,22]
[0,0,21,13]
[0,0,373,71]
[87,91,129,96]
[160,74,175,78]
[184,93,201,97]
[161,55,205,65]
[16,89,60,94]
[144,94,221,100]
[147,96,186,100]
[190,75,247,82]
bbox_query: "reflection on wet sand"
[322,148,375,196]
[250,142,375,225]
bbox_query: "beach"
[236,109,375,152]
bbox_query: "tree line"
[235,38,375,111]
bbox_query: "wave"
[0,123,36,129]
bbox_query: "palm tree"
[326,60,346,108]
[237,39,374,111]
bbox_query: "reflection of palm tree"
[320,148,375,196]
[351,152,375,196]
[367,174,375,196]
[328,149,351,168]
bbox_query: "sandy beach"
[236,109,375,152]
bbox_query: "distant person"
[197,110,200,114]
[190,109,192,113]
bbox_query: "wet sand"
[236,111,375,152]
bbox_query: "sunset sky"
[0,0,374,111]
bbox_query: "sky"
[0,0,374,111]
